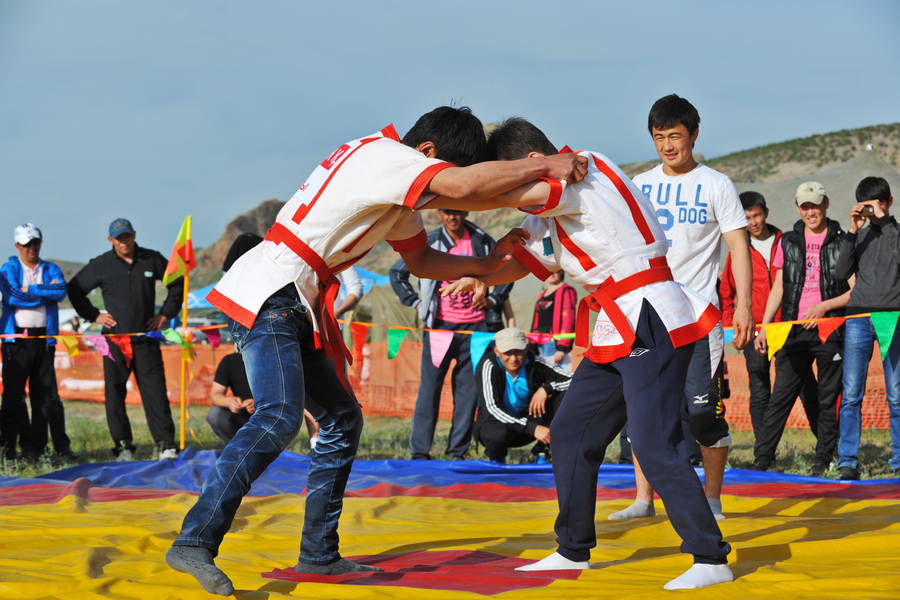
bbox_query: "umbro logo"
[629,347,650,357]
[833,353,842,361]
[692,394,709,405]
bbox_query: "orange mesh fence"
[0,341,893,431]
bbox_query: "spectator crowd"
[1,101,897,485]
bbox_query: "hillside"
[184,122,900,284]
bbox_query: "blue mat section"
[0,447,894,495]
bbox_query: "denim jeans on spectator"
[838,316,900,470]
[537,340,573,371]
[173,289,363,564]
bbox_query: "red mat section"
[263,550,582,595]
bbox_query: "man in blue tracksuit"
[0,223,73,460]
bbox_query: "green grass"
[1,400,896,480]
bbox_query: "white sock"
[664,563,733,589]
[515,552,589,571]
[608,500,655,520]
[707,497,725,521]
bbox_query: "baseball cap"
[108,218,136,238]
[494,327,528,353]
[795,181,827,206]
[14,223,42,245]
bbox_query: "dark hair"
[485,117,558,160]
[223,232,262,271]
[855,176,892,203]
[402,106,486,167]
[648,94,701,135]
[739,191,768,214]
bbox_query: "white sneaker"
[117,448,135,461]
[158,448,178,460]
[664,563,733,590]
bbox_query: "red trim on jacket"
[513,246,554,281]
[720,230,782,325]
[207,288,258,330]
[518,178,563,215]
[576,256,674,362]
[591,155,656,246]
[403,162,454,209]
[264,223,352,386]
[293,137,382,223]
[554,218,597,271]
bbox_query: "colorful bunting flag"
[815,317,846,344]
[162,216,196,286]
[723,329,735,345]
[109,334,133,367]
[429,330,454,368]
[870,312,900,362]
[86,335,114,361]
[350,323,368,366]
[469,331,495,372]
[387,328,408,359]
[205,328,221,348]
[525,333,553,345]
[764,322,793,361]
[57,335,80,357]
[162,328,183,345]
[144,330,165,341]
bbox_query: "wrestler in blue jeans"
[838,316,900,475]
[168,288,376,595]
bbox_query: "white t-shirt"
[633,164,747,306]
[14,261,47,328]
[750,233,776,268]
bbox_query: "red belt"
[265,223,353,385]
[575,256,673,349]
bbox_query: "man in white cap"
[474,327,570,464]
[754,181,852,473]
[0,224,74,460]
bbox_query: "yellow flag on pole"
[162,216,196,287]
[57,335,80,357]
[765,323,793,361]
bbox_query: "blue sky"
[2,1,898,263]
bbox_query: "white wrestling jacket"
[512,149,720,366]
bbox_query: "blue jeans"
[838,317,900,470]
[174,290,363,564]
[537,340,573,371]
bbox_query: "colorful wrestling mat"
[2,449,899,599]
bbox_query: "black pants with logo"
[755,326,843,465]
[550,302,729,564]
[0,338,71,456]
[103,338,176,451]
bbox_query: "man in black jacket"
[754,182,852,474]
[474,328,570,463]
[834,176,900,479]
[68,218,184,460]
[390,210,514,459]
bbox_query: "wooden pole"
[178,218,191,450]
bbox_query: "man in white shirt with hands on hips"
[619,94,754,522]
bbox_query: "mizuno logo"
[692,394,709,404]
[629,348,650,357]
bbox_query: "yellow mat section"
[1,493,899,599]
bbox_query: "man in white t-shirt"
[166,106,588,595]
[614,94,754,522]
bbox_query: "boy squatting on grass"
[441,117,754,590]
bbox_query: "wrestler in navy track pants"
[551,302,730,564]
